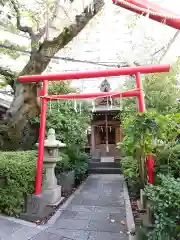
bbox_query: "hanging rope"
[74,99,77,112]
[105,113,109,153]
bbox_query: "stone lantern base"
[42,185,62,206]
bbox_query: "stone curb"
[123,178,136,240]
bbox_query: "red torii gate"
[112,0,180,30]
[19,64,170,195]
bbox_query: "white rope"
[105,114,109,153]
[114,0,180,20]
[79,102,82,115]
[92,100,95,112]
[74,99,77,112]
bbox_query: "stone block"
[42,185,62,205]
[20,194,53,222]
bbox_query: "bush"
[145,174,180,239]
[0,151,37,216]
[66,148,88,182]
[155,144,180,178]
[121,156,141,197]
[55,152,72,175]
[73,152,88,182]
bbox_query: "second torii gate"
[19,64,170,195]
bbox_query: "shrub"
[0,151,37,216]
[145,174,180,239]
[121,156,141,197]
[56,148,89,182]
[55,152,72,175]
[66,148,88,182]
[73,152,88,182]
[155,144,180,178]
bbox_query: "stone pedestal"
[41,128,66,205]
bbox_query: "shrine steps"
[88,159,122,174]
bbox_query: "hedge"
[0,151,37,216]
[0,150,88,216]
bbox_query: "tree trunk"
[0,0,104,150]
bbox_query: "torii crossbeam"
[112,0,180,30]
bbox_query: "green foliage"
[55,148,89,182]
[55,152,72,174]
[48,81,74,95]
[0,151,36,216]
[122,111,163,157]
[121,111,166,186]
[45,101,91,148]
[121,111,180,186]
[0,39,29,59]
[121,59,180,114]
[154,144,180,179]
[121,156,141,196]
[144,60,180,114]
[66,148,88,181]
[145,174,180,239]
[31,82,91,149]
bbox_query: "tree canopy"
[0,0,104,149]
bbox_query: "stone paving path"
[0,174,129,240]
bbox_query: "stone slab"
[31,231,64,240]
[54,218,90,229]
[57,210,78,219]
[47,228,89,240]
[88,231,128,240]
[0,218,23,239]
[80,198,125,207]
[101,157,114,162]
[9,226,42,240]
[87,219,127,233]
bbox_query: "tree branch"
[36,0,59,39]
[10,0,38,52]
[0,66,17,78]
[0,66,17,88]
[159,30,180,63]
[38,0,104,62]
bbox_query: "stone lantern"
[42,128,66,205]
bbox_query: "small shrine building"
[87,79,122,162]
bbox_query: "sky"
[0,0,180,95]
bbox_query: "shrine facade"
[87,79,122,162]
